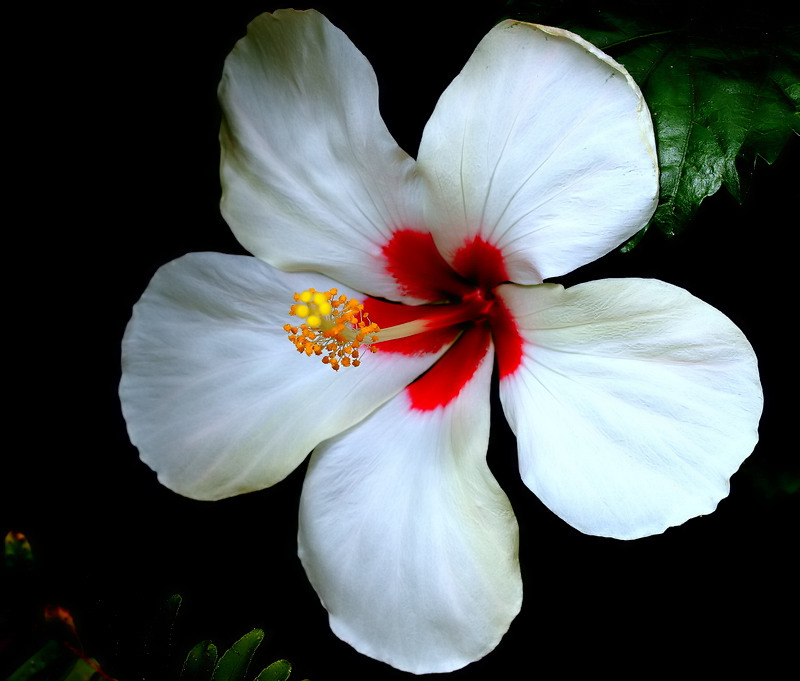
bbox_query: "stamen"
[285,288,380,370]
[285,285,497,371]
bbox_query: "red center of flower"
[372,229,523,411]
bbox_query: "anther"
[286,288,380,370]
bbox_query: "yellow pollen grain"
[286,287,380,371]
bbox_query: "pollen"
[285,288,380,370]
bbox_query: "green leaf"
[4,530,33,569]
[63,657,104,681]
[505,0,800,247]
[211,629,265,681]
[254,659,292,681]
[645,43,727,236]
[7,640,73,681]
[181,640,219,681]
[141,593,183,673]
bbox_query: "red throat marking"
[378,230,524,410]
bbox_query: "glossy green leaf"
[254,659,292,681]
[505,0,799,248]
[181,640,219,681]
[646,43,726,235]
[211,629,265,681]
[255,660,292,681]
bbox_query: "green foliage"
[212,629,264,681]
[181,641,219,680]
[4,530,33,569]
[7,640,74,681]
[3,532,309,681]
[254,660,293,681]
[505,0,799,248]
[4,532,116,681]
[181,629,307,681]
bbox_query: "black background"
[5,2,797,679]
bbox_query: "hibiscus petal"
[298,334,521,673]
[119,253,444,500]
[496,279,762,539]
[219,10,422,300]
[418,21,659,283]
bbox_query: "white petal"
[219,10,422,299]
[298,333,521,673]
[497,279,762,539]
[418,21,658,283]
[119,253,443,500]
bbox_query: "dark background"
[5,2,797,679]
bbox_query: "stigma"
[284,288,380,370]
